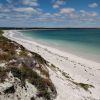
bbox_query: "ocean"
[21,29,100,63]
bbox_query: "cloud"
[33,17,65,21]
[6,0,39,7]
[60,8,75,14]
[0,0,100,27]
[2,9,10,13]
[56,0,65,5]
[13,7,36,12]
[88,3,98,8]
[53,13,60,16]
[22,0,39,6]
[80,10,98,17]
[0,3,11,13]
[0,0,42,21]
[88,12,98,17]
[52,0,65,8]
[53,4,59,8]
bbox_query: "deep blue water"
[21,29,100,62]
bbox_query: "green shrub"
[73,82,94,91]
[11,65,55,100]
[34,53,47,65]
[78,83,94,91]
[19,50,28,56]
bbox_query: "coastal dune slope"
[0,30,57,100]
[3,30,100,100]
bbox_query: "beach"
[3,30,100,100]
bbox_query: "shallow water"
[21,29,100,63]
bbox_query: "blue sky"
[0,0,100,27]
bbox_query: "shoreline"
[4,30,100,66]
[3,30,100,100]
[19,30,100,63]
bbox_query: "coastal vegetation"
[0,30,57,100]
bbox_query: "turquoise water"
[21,29,100,62]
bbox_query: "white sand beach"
[3,30,100,100]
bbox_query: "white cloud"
[53,13,60,16]
[80,10,85,13]
[52,0,65,9]
[0,3,11,13]
[88,12,98,17]
[60,8,75,14]
[33,17,64,21]
[80,10,98,17]
[14,7,37,13]
[43,13,51,16]
[88,3,98,8]
[53,4,59,8]
[22,0,39,6]
[3,9,10,12]
[56,0,65,5]
[6,0,39,7]
[69,13,78,18]
[0,0,100,27]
